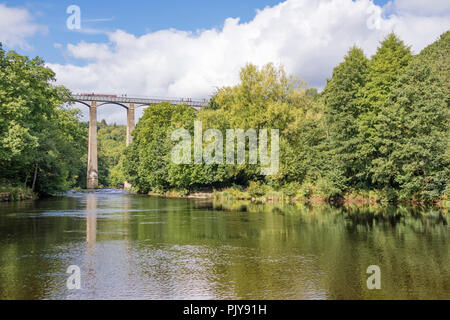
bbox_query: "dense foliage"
[97,120,126,187]
[0,44,86,195]
[121,102,218,193]
[123,32,449,203]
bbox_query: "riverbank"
[147,185,449,210]
[0,186,36,202]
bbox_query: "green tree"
[198,63,312,186]
[322,46,369,189]
[0,44,86,195]
[373,31,449,199]
[356,33,412,188]
[123,102,198,193]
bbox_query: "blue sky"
[7,0,285,63]
[6,0,389,64]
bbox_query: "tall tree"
[123,102,199,193]
[198,63,312,185]
[322,46,369,188]
[356,33,412,188]
[0,44,85,195]
[373,31,449,199]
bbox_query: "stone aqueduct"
[72,94,208,189]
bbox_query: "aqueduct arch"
[72,94,207,189]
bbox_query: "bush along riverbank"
[142,181,449,209]
[0,185,36,202]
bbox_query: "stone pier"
[126,103,135,147]
[87,101,98,189]
[124,103,135,189]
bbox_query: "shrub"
[281,182,301,198]
[247,181,267,198]
[297,181,315,199]
[315,177,343,200]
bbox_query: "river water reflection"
[0,190,448,299]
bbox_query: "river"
[0,189,448,300]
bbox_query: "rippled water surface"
[0,190,448,299]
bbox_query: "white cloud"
[0,3,46,49]
[45,0,449,124]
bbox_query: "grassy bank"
[213,187,448,208]
[145,182,449,210]
[0,185,36,202]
